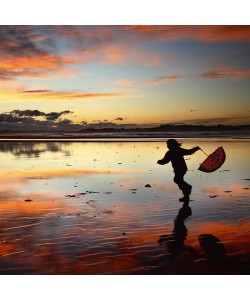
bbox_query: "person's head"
[166,139,182,150]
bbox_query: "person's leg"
[174,172,192,197]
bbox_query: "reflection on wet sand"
[0,140,249,274]
[0,141,71,157]
[154,199,233,274]
[158,200,195,261]
[151,200,250,274]
[199,234,226,264]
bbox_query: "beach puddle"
[0,139,249,274]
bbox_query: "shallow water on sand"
[0,139,249,274]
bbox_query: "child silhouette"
[157,139,200,201]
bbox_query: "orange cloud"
[0,54,79,80]
[197,26,250,43]
[200,69,250,80]
[0,26,163,85]
[2,25,249,85]
[125,25,250,43]
[100,45,126,64]
[115,79,135,88]
[98,43,161,67]
[0,55,75,71]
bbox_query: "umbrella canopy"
[198,147,226,173]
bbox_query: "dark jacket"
[158,147,199,174]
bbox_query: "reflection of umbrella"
[198,234,226,263]
[198,147,226,173]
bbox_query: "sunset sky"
[1,25,250,131]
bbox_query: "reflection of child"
[157,139,200,201]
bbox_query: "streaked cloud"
[46,92,123,100]
[143,76,183,86]
[0,90,134,103]
[23,89,53,93]
[200,69,250,80]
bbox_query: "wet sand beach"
[0,138,249,274]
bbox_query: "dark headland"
[0,124,250,140]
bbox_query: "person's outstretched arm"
[182,146,200,156]
[157,151,171,165]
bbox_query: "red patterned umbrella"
[198,147,226,173]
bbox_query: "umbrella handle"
[200,148,209,157]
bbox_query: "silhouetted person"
[157,139,200,201]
